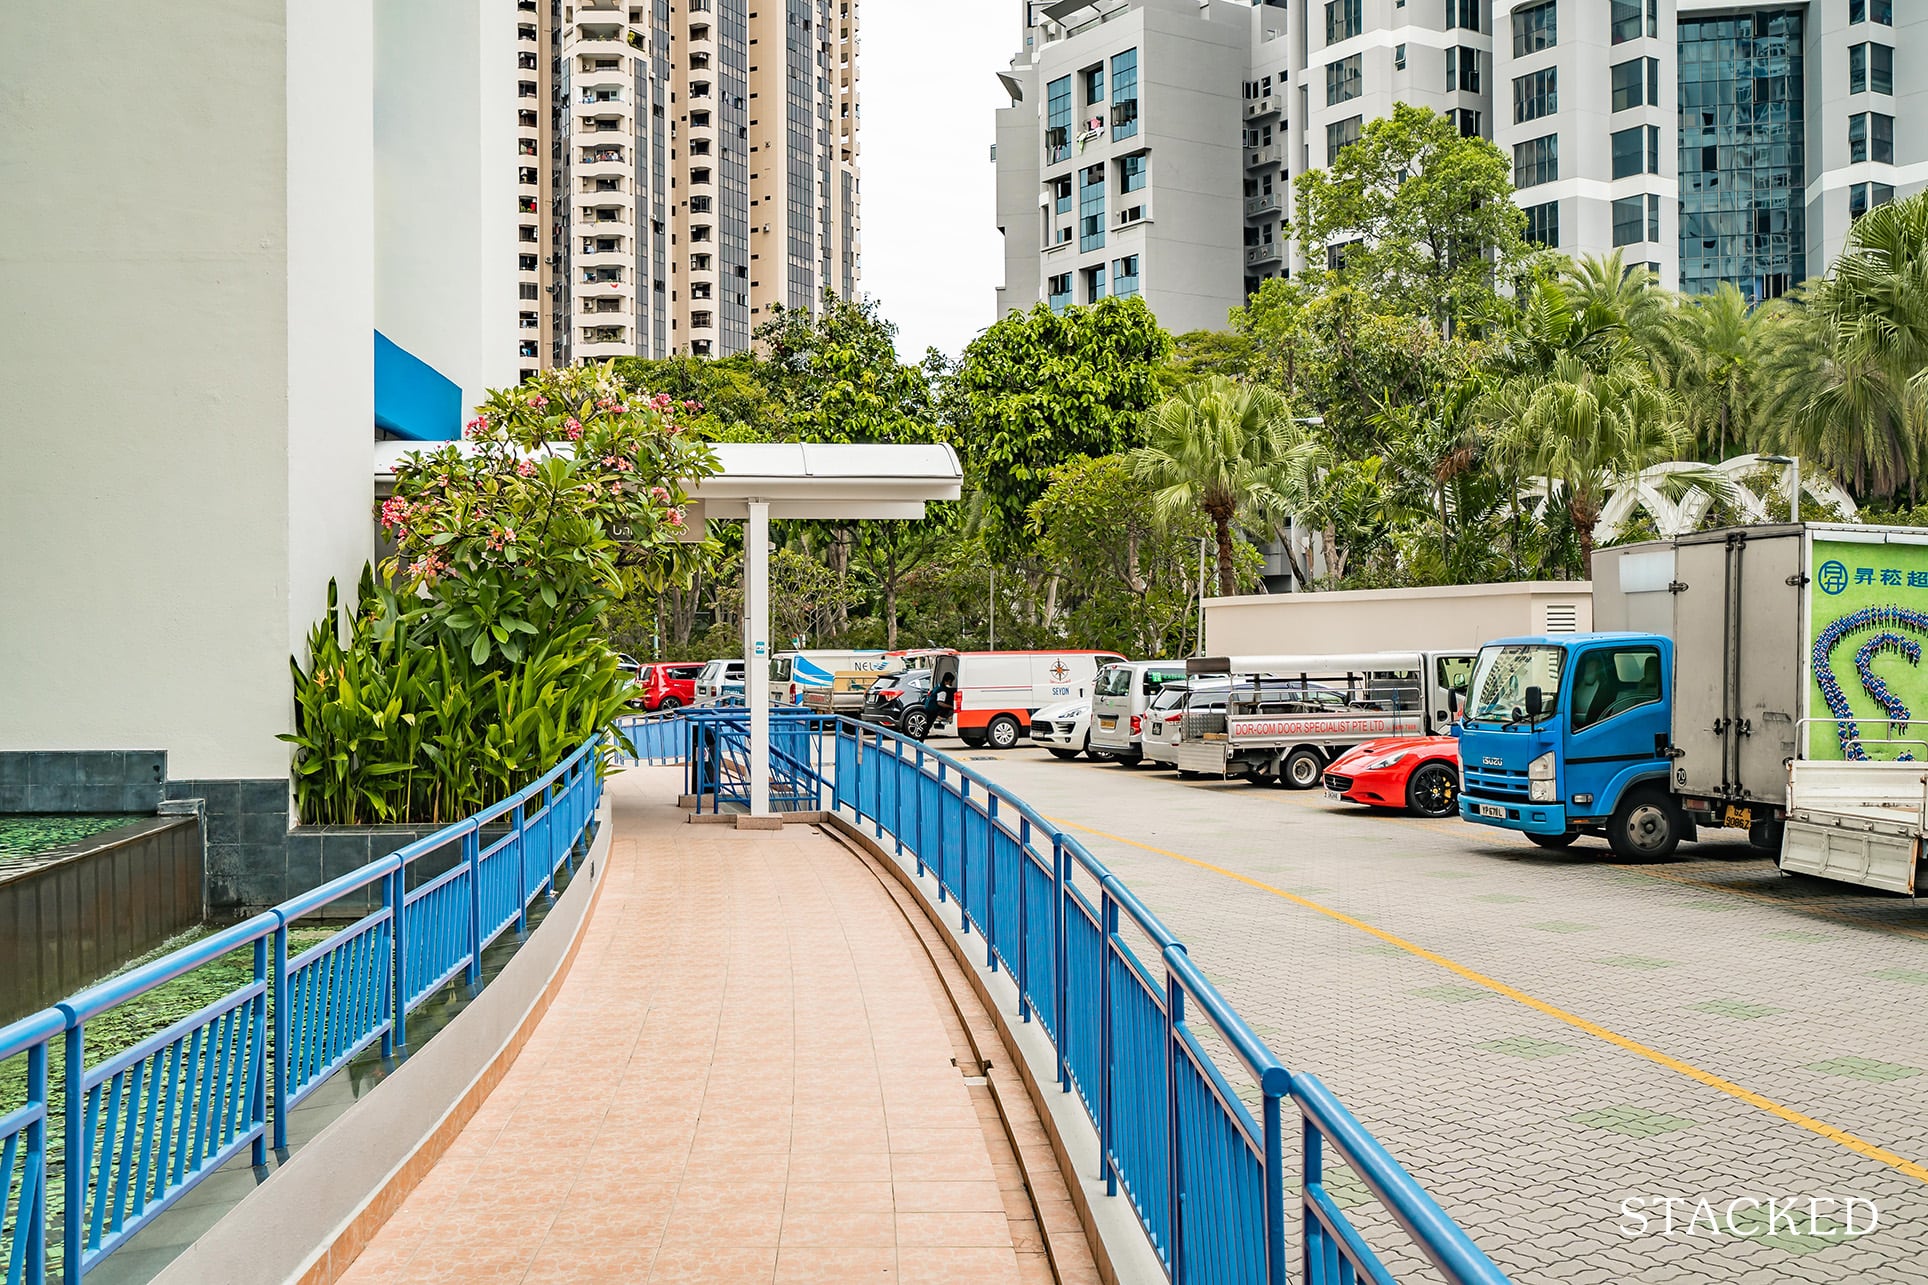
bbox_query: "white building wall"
[375,0,519,413]
[0,1,375,781]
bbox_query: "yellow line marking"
[1049,814,1928,1186]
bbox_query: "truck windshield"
[1468,645,1565,724]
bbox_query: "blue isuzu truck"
[1456,523,1928,893]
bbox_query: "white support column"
[746,500,771,816]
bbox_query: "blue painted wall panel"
[374,331,462,441]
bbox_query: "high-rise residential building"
[521,0,860,373]
[995,0,1927,330]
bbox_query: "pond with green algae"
[0,812,152,876]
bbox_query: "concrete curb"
[149,797,614,1285]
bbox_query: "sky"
[857,1,1014,362]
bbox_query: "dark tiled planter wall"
[1,750,458,916]
[0,750,166,812]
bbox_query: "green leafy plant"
[285,366,715,826]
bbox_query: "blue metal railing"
[0,736,605,1284]
[615,710,1508,1285]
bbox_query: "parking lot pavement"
[939,738,1928,1284]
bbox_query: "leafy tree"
[1028,455,1212,656]
[949,296,1172,553]
[1563,252,1680,381]
[1130,377,1313,596]
[1291,103,1541,326]
[609,353,784,439]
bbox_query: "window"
[1570,647,1663,733]
[1514,134,1558,188]
[1446,46,1479,94]
[1513,0,1557,57]
[1327,54,1362,105]
[1850,0,1894,24]
[1446,0,1479,32]
[1117,152,1147,194]
[1611,124,1659,178]
[1455,108,1483,138]
[1082,264,1106,303]
[1610,57,1659,112]
[1851,44,1894,95]
[1326,116,1361,163]
[1111,49,1139,140]
[1046,76,1072,163]
[1079,164,1106,252]
[1612,195,1644,246]
[1053,175,1073,214]
[1393,43,1406,71]
[1513,68,1556,124]
[1850,113,1894,164]
[1610,0,1641,44]
[1324,0,1361,45]
[1048,272,1072,310]
[1113,255,1140,298]
[1649,192,1661,243]
[1523,200,1559,248]
[1851,181,1897,219]
[1083,64,1104,105]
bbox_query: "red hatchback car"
[633,662,704,711]
[1321,736,1460,818]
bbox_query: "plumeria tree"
[287,365,717,824]
[381,365,717,667]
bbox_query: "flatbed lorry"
[1457,524,1928,893]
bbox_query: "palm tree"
[1669,283,1758,458]
[1564,251,1680,380]
[1485,351,1685,570]
[1757,193,1928,502]
[1130,376,1316,596]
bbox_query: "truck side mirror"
[1525,686,1545,720]
[1448,688,1462,716]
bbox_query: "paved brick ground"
[942,739,1928,1284]
[339,769,1088,1284]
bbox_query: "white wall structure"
[376,0,520,418]
[0,0,377,783]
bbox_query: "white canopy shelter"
[376,439,963,817]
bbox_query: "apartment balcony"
[1244,143,1283,170]
[581,237,626,256]
[579,114,629,134]
[576,25,626,50]
[581,267,626,286]
[1245,192,1281,217]
[1245,242,1283,267]
[581,205,630,225]
[579,55,624,74]
[579,87,624,105]
[580,297,629,316]
[578,147,628,172]
[1244,95,1280,121]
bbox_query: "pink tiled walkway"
[338,768,1045,1284]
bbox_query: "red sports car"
[1321,736,1460,818]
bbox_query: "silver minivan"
[693,658,745,706]
[1089,661,1189,762]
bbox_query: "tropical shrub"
[286,365,716,825]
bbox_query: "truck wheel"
[1527,833,1578,850]
[958,729,985,748]
[1405,762,1459,818]
[1607,789,1685,861]
[986,715,1023,750]
[1748,819,1785,854]
[1279,748,1324,790]
[902,710,931,741]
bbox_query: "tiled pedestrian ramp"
[336,768,1095,1284]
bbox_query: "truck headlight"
[1528,751,1556,802]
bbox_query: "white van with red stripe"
[928,651,1125,749]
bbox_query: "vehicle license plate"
[1476,803,1506,819]
[1723,805,1752,830]
[1099,717,1116,729]
[1322,790,1344,802]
